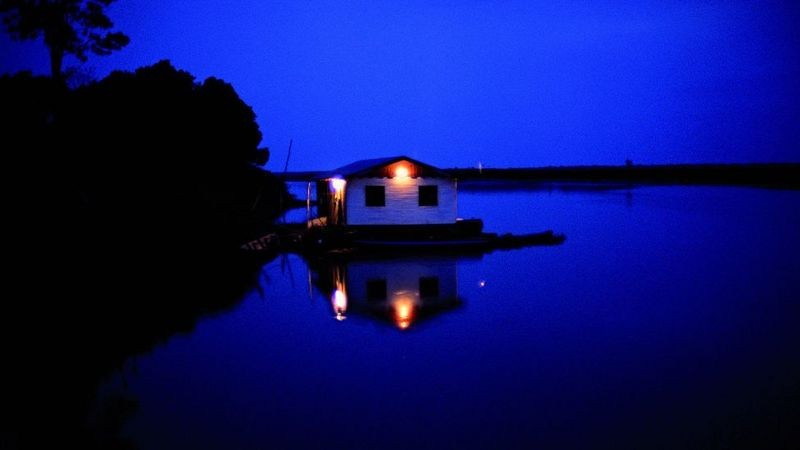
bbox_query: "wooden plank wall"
[345,177,457,225]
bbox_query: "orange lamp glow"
[394,165,409,178]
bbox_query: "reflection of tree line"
[4,246,277,449]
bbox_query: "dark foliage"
[2,59,285,252]
[0,0,129,80]
[55,60,283,250]
[1,62,285,449]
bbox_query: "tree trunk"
[49,47,64,83]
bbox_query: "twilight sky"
[2,0,799,170]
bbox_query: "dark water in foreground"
[97,184,800,449]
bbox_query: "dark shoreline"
[3,245,277,449]
[283,163,800,189]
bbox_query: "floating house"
[316,156,457,227]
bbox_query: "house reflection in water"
[313,257,463,330]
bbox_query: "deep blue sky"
[2,0,799,170]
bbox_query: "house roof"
[325,155,451,179]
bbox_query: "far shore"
[283,163,800,189]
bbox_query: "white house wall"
[345,177,457,225]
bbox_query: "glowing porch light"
[394,165,409,178]
[332,289,347,321]
[392,297,416,330]
[330,178,346,192]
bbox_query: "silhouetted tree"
[3,60,284,450]
[2,60,285,254]
[0,0,129,82]
[55,60,286,247]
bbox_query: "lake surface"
[97,183,800,449]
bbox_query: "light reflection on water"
[313,256,462,330]
[99,184,800,449]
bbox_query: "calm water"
[97,184,800,449]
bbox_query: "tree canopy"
[0,0,129,81]
[2,60,280,252]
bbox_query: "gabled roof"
[325,155,451,179]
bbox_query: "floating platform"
[241,219,565,255]
[299,219,565,256]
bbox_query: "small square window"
[419,277,440,299]
[365,186,385,207]
[418,185,438,206]
[366,279,387,301]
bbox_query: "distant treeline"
[450,164,800,189]
[286,163,800,189]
